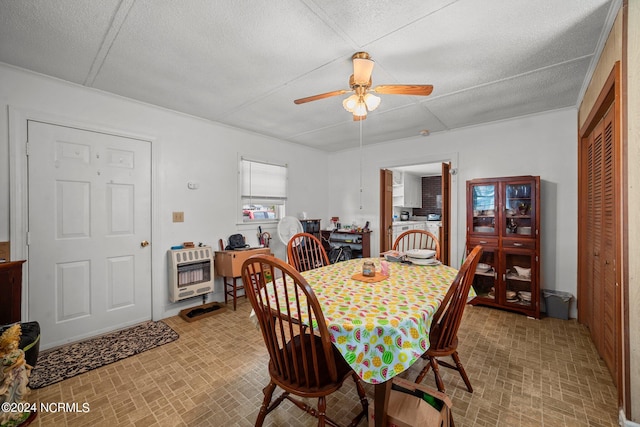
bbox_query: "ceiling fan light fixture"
[293,51,433,122]
[343,94,359,112]
[354,100,367,117]
[364,93,381,111]
[353,57,374,84]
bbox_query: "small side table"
[214,248,271,310]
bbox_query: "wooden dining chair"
[415,245,483,393]
[393,229,441,260]
[241,254,368,427]
[287,232,330,272]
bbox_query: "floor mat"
[29,321,179,389]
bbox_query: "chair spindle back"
[287,232,330,272]
[393,230,441,260]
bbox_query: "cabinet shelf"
[506,273,531,282]
[321,230,371,259]
[474,270,495,278]
[391,170,422,208]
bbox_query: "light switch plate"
[172,211,184,222]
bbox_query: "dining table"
[297,256,461,427]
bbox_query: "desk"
[300,258,458,427]
[215,248,271,310]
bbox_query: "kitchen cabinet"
[321,230,371,258]
[425,221,441,241]
[466,176,540,318]
[392,170,422,208]
[391,221,426,244]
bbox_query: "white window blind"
[241,158,287,206]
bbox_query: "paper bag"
[368,377,453,427]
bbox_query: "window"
[240,158,287,222]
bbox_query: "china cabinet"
[466,176,540,318]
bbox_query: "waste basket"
[542,290,573,320]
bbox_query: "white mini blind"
[241,158,287,204]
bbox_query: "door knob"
[140,240,150,247]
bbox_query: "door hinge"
[27,231,31,246]
[25,142,30,156]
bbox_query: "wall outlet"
[172,211,184,222]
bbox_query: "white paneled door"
[27,121,152,349]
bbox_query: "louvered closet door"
[590,119,604,356]
[600,106,617,380]
[583,104,617,382]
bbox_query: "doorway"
[380,162,452,265]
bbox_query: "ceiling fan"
[294,52,433,121]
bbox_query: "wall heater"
[167,246,214,302]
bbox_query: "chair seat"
[427,327,458,357]
[426,341,459,358]
[270,334,352,394]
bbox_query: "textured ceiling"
[0,0,616,151]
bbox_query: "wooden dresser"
[0,260,26,324]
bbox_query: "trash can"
[542,290,573,320]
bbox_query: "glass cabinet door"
[502,250,535,309]
[504,182,534,237]
[471,184,497,234]
[471,246,497,300]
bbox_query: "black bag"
[225,234,249,250]
[328,245,352,264]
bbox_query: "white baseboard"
[620,409,640,427]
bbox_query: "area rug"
[29,321,179,389]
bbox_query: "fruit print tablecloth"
[299,257,460,384]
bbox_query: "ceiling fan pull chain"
[359,118,363,210]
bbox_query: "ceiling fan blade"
[294,89,349,104]
[373,85,433,96]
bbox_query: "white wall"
[0,63,329,319]
[327,108,579,318]
[0,63,581,321]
